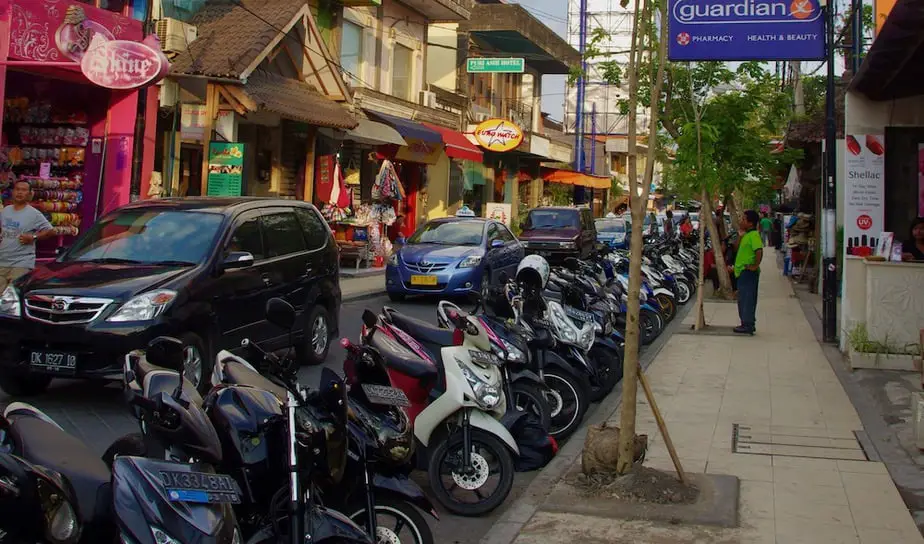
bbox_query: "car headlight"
[459,363,502,409]
[0,286,21,318]
[46,500,78,543]
[151,527,182,544]
[107,290,177,322]
[559,241,576,249]
[458,256,483,268]
[387,253,398,266]
[501,339,525,363]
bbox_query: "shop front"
[0,0,162,260]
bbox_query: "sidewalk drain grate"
[731,424,870,461]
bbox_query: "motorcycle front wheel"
[586,345,623,402]
[674,280,692,304]
[428,428,514,517]
[654,293,676,322]
[348,497,434,544]
[511,382,552,431]
[543,369,589,441]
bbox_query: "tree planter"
[848,347,918,371]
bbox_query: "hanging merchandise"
[320,203,350,223]
[344,156,360,186]
[372,160,403,202]
[333,161,352,209]
[315,154,336,203]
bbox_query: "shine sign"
[668,0,825,61]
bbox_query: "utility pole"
[822,0,837,342]
[574,0,587,173]
[129,1,155,200]
[851,0,863,73]
[590,102,597,174]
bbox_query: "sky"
[507,0,570,122]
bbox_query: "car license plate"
[410,275,438,286]
[361,384,411,408]
[469,350,501,366]
[564,306,595,324]
[29,351,77,374]
[160,471,242,504]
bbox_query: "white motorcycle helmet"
[516,254,550,292]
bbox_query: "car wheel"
[480,267,492,302]
[298,305,332,366]
[388,292,406,302]
[0,373,52,397]
[179,333,211,395]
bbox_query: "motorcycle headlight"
[501,339,525,363]
[579,326,595,351]
[107,290,177,322]
[594,321,603,334]
[46,500,78,543]
[548,304,578,344]
[151,527,182,544]
[458,256,483,268]
[0,286,21,318]
[459,363,502,409]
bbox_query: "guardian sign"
[668,0,825,61]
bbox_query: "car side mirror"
[223,251,254,271]
[491,239,504,249]
[55,246,69,257]
[145,336,185,372]
[266,298,297,330]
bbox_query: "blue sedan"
[596,217,628,249]
[386,218,525,301]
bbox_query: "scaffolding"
[565,0,650,136]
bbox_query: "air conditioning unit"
[155,18,198,55]
[472,112,489,123]
[159,80,180,108]
[419,90,437,109]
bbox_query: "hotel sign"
[466,58,525,73]
[667,0,825,61]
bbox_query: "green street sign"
[466,57,525,74]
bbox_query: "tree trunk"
[694,189,707,330]
[703,193,734,296]
[616,0,647,476]
[792,61,805,116]
[724,193,740,234]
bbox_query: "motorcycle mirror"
[265,298,297,330]
[498,271,509,283]
[145,336,185,372]
[362,310,377,328]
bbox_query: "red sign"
[857,214,873,230]
[80,34,168,89]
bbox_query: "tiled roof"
[171,0,305,78]
[238,71,357,129]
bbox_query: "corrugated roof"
[238,71,357,129]
[171,0,306,78]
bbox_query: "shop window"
[228,218,265,261]
[392,44,413,102]
[294,207,328,251]
[340,21,363,85]
[262,212,308,258]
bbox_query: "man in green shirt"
[734,210,763,335]
[759,212,773,247]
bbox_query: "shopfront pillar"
[139,85,158,198]
[101,90,140,215]
[504,169,518,220]
[199,82,219,195]
[0,0,9,127]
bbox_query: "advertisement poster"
[667,0,825,61]
[843,134,885,256]
[206,142,244,197]
[485,203,513,227]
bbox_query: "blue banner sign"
[667,0,826,61]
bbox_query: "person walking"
[0,179,54,291]
[759,212,773,247]
[664,209,674,237]
[732,210,763,335]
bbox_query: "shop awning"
[344,118,407,146]
[541,168,610,190]
[851,0,924,100]
[422,123,484,162]
[364,111,443,143]
[238,71,357,129]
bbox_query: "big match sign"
[667,0,826,61]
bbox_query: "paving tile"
[856,526,924,544]
[775,516,860,544]
[773,466,845,488]
[836,460,888,474]
[740,480,775,520]
[774,485,855,526]
[842,473,920,533]
[771,456,840,471]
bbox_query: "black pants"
[737,270,759,331]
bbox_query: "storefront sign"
[843,134,885,256]
[875,0,897,35]
[485,203,513,227]
[207,142,245,197]
[667,0,825,61]
[395,138,443,165]
[466,58,525,73]
[80,34,168,89]
[473,119,523,153]
[9,1,142,63]
[181,105,207,140]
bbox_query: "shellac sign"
[80,34,167,89]
[473,119,523,153]
[667,0,825,61]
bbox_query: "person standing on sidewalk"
[759,212,773,247]
[733,210,763,335]
[0,180,54,291]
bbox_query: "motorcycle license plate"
[410,275,438,286]
[160,471,242,504]
[564,306,595,323]
[361,384,410,408]
[469,350,501,366]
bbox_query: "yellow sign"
[473,119,523,153]
[874,0,897,35]
[395,138,443,165]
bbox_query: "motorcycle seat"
[223,360,288,400]
[386,311,456,348]
[369,332,438,380]
[7,412,111,525]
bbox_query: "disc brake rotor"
[376,526,402,544]
[451,451,490,490]
[547,389,563,418]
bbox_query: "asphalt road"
[0,294,684,544]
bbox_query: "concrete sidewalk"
[341,272,385,302]
[503,250,924,544]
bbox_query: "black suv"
[0,198,341,396]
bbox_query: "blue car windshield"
[408,221,484,246]
[596,220,625,233]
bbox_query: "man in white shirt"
[0,179,55,291]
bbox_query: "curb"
[479,301,693,544]
[341,288,387,303]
